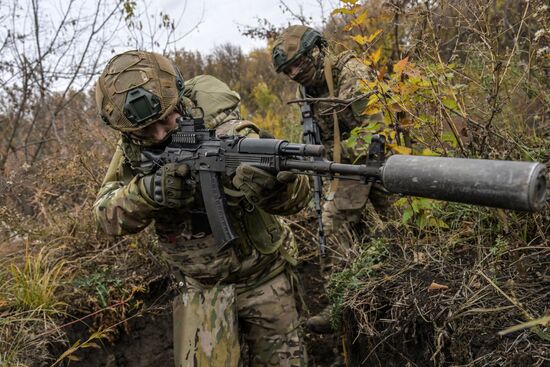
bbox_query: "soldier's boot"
[305,305,334,334]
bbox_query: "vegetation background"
[0,0,549,366]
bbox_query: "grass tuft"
[8,247,67,313]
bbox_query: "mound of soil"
[64,260,341,367]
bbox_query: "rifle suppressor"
[381,155,547,212]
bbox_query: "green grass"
[7,248,67,313]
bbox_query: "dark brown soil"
[62,259,341,367]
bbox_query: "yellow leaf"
[366,29,383,43]
[399,83,419,96]
[331,5,360,15]
[352,35,368,45]
[366,93,380,107]
[353,10,369,26]
[376,81,390,93]
[370,47,382,65]
[360,80,378,90]
[387,143,412,155]
[362,105,381,116]
[394,56,409,74]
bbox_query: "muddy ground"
[66,260,340,367]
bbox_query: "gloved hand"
[140,163,195,208]
[232,164,297,205]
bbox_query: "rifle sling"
[324,55,341,193]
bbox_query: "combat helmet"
[272,25,326,73]
[96,50,185,132]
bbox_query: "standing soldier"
[272,25,391,334]
[94,50,310,366]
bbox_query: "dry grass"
[323,199,550,366]
[0,120,169,366]
[0,1,548,365]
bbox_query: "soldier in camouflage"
[94,50,310,366]
[272,25,391,334]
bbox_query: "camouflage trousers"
[173,272,306,367]
[321,180,370,237]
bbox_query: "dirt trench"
[64,260,340,367]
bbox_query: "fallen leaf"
[428,281,449,291]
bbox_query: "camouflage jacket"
[93,98,311,287]
[301,50,380,163]
[301,51,391,211]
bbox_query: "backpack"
[183,75,241,128]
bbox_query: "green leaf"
[344,135,357,148]
[415,198,433,210]
[421,148,439,156]
[402,209,413,224]
[417,215,428,229]
[442,131,458,148]
[442,97,458,111]
[394,198,408,207]
[411,199,419,213]
[364,122,380,132]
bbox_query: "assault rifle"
[151,113,547,251]
[292,88,380,256]
[300,97,326,256]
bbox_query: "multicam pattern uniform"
[301,51,391,257]
[93,98,310,366]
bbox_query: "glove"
[140,163,195,208]
[232,165,297,205]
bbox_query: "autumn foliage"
[0,0,549,366]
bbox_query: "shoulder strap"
[323,55,341,192]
